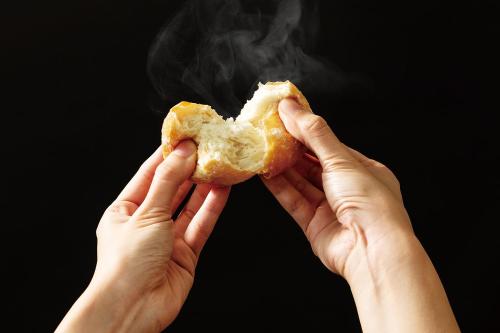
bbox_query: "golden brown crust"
[260,83,311,178]
[161,101,219,158]
[161,102,252,185]
[260,109,305,178]
[161,81,310,185]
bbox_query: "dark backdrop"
[4,0,499,332]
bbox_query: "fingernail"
[279,98,303,115]
[173,140,196,157]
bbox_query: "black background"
[4,0,500,331]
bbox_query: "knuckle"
[155,161,177,180]
[289,197,305,216]
[293,179,307,193]
[302,115,329,135]
[106,201,135,216]
[322,157,356,174]
[137,163,155,184]
[179,207,196,222]
[136,207,173,226]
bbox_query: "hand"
[262,99,460,333]
[262,99,413,281]
[56,141,230,333]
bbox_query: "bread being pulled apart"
[161,81,311,185]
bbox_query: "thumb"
[278,99,358,172]
[135,140,197,219]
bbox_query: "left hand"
[56,141,231,333]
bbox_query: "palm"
[263,150,406,280]
[262,155,360,276]
[96,171,229,332]
[57,145,230,333]
[148,238,197,330]
[124,185,224,332]
[306,207,356,276]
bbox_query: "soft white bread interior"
[161,81,311,185]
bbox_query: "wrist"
[345,227,425,292]
[56,274,145,333]
[345,229,459,333]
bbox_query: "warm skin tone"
[57,100,460,332]
[262,99,460,333]
[56,141,231,332]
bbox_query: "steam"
[148,0,342,117]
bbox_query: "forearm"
[348,232,460,333]
[56,277,143,333]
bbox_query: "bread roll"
[161,81,311,185]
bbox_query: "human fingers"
[171,180,194,214]
[134,141,197,219]
[260,174,315,232]
[278,99,360,173]
[183,186,231,256]
[293,153,323,190]
[115,147,163,208]
[174,184,212,237]
[282,168,325,207]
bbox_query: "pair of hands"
[57,100,459,333]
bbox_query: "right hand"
[261,99,416,283]
[262,99,460,333]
